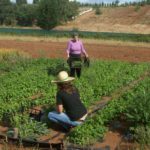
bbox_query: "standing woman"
[48,71,87,131]
[66,32,88,78]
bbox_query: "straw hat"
[51,71,75,83]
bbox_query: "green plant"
[134,5,140,12]
[125,80,150,126]
[0,28,150,43]
[126,93,150,126]
[0,57,149,145]
[119,77,150,147]
[95,7,102,15]
[68,98,128,145]
[37,0,79,30]
[11,114,49,139]
[133,126,150,147]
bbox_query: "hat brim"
[51,77,75,83]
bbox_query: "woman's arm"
[56,92,63,113]
[66,41,71,58]
[80,41,88,57]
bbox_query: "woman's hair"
[57,82,76,94]
[72,32,79,38]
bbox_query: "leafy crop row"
[122,77,150,145]
[0,59,68,120]
[75,61,149,107]
[0,58,67,138]
[0,58,149,140]
[68,98,127,145]
[0,28,150,42]
[68,74,150,145]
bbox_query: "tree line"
[0,0,149,29]
[0,0,79,29]
[80,0,150,7]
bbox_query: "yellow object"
[0,48,30,62]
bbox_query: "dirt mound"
[56,5,150,34]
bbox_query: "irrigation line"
[0,134,64,149]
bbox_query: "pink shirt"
[66,40,87,55]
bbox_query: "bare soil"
[56,6,150,34]
[92,130,122,150]
[0,40,150,62]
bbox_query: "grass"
[0,48,30,62]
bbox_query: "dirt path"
[0,40,150,62]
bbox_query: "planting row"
[68,75,150,146]
[0,57,149,139]
[0,28,150,42]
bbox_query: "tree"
[115,0,119,6]
[33,0,39,4]
[16,0,27,5]
[3,4,17,25]
[65,1,79,21]
[0,0,16,25]
[16,4,37,26]
[95,6,102,15]
[0,0,10,4]
[37,0,61,29]
[0,0,9,24]
[37,0,78,30]
[146,0,150,4]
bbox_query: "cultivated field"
[0,38,150,62]
[0,5,150,149]
[0,34,150,149]
[0,48,149,149]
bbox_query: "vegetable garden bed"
[0,56,149,149]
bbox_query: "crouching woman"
[48,71,87,131]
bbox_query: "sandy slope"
[56,5,150,34]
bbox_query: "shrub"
[95,7,102,15]
[133,126,150,146]
[0,49,30,63]
[134,5,140,12]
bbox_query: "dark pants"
[69,54,82,78]
[70,68,81,78]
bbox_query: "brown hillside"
[55,5,150,34]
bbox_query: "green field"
[0,27,150,42]
[0,50,150,147]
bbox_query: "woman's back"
[56,88,87,121]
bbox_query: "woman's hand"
[85,54,88,58]
[67,57,70,65]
